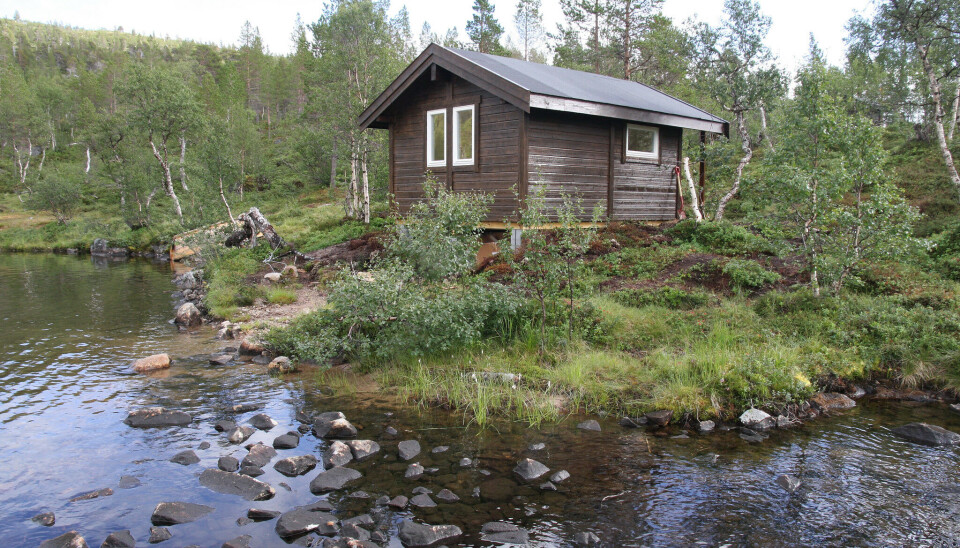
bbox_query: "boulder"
[776,474,802,493]
[175,302,202,326]
[409,493,436,508]
[397,520,463,547]
[481,522,529,545]
[619,416,647,428]
[239,465,264,477]
[238,339,265,356]
[227,426,255,444]
[274,455,318,477]
[345,439,380,461]
[117,476,140,489]
[209,354,232,366]
[263,272,282,283]
[100,530,135,548]
[398,440,421,461]
[170,450,200,466]
[148,527,171,544]
[404,463,424,479]
[309,466,363,494]
[697,420,716,433]
[241,443,277,468]
[218,456,240,472]
[892,422,960,446]
[323,441,354,468]
[214,419,237,432]
[39,531,88,548]
[221,535,252,548]
[199,468,275,500]
[124,407,192,428]
[267,356,297,374]
[248,413,278,431]
[275,503,339,538]
[811,392,856,411]
[32,511,56,526]
[273,432,300,449]
[550,470,570,483]
[312,413,358,439]
[388,495,409,509]
[247,508,281,521]
[513,458,550,482]
[645,410,673,427]
[739,408,775,430]
[436,488,460,503]
[131,353,171,373]
[151,502,215,525]
[577,419,601,431]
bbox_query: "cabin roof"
[358,43,728,135]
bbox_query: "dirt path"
[237,284,326,329]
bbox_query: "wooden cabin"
[357,44,728,225]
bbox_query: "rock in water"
[175,302,202,326]
[241,443,277,468]
[214,419,237,432]
[398,440,421,461]
[170,450,200,466]
[776,474,802,493]
[550,470,570,483]
[312,412,358,439]
[248,413,278,431]
[199,468,275,501]
[481,522,530,545]
[892,422,960,446]
[209,354,232,366]
[950,403,960,415]
[388,495,409,509]
[218,456,240,472]
[739,408,775,430]
[404,463,424,479]
[118,476,140,489]
[32,511,55,526]
[100,530,135,548]
[323,440,354,468]
[811,392,856,411]
[130,353,171,373]
[274,455,318,477]
[436,489,460,502]
[227,426,255,444]
[397,520,463,547]
[577,419,601,431]
[148,527,171,543]
[697,420,716,433]
[222,535,252,548]
[345,439,380,461]
[267,356,297,374]
[151,502,215,525]
[247,508,281,521]
[275,503,339,538]
[39,531,87,548]
[645,410,673,427]
[69,487,113,502]
[124,407,191,428]
[239,465,264,477]
[619,416,647,428]
[513,458,550,481]
[410,494,436,508]
[573,531,602,546]
[309,466,363,494]
[273,432,300,449]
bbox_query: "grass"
[266,287,298,305]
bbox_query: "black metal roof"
[447,47,727,126]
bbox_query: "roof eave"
[529,94,728,134]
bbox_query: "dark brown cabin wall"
[386,69,522,221]
[611,123,681,221]
[526,110,609,219]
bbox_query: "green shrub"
[263,310,342,364]
[669,219,774,255]
[204,247,268,318]
[720,259,782,291]
[266,287,297,305]
[613,286,712,310]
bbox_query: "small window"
[452,105,475,166]
[625,124,659,161]
[426,108,446,167]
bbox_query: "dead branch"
[224,206,309,263]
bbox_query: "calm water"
[1,253,959,547]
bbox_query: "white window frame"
[426,108,446,168]
[452,105,475,166]
[625,123,660,161]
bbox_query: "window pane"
[430,112,445,162]
[457,109,473,160]
[627,127,655,154]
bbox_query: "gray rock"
[312,412,358,439]
[348,490,371,499]
[540,481,557,491]
[339,523,370,541]
[214,419,237,432]
[892,422,960,446]
[148,526,171,544]
[431,445,450,454]
[247,508,281,520]
[459,458,472,467]
[309,466,363,493]
[528,442,546,451]
[697,420,716,433]
[323,441,354,468]
[199,468,276,500]
[69,487,113,502]
[209,354,232,366]
[39,531,88,548]
[776,474,802,493]
[398,440,421,461]
[124,407,192,428]
[100,530,135,548]
[151,502,215,525]
[171,450,200,465]
[226,426,255,444]
[273,432,300,449]
[739,408,775,430]
[811,392,857,411]
[198,441,210,450]
[117,476,140,489]
[275,503,339,538]
[241,443,277,468]
[383,426,399,437]
[274,455,318,477]
[481,522,529,544]
[238,465,264,477]
[345,439,380,461]
[573,531,602,546]
[230,403,262,413]
[32,511,56,526]
[343,514,374,528]
[645,410,673,427]
[221,535,252,548]
[388,495,409,509]
[412,487,432,495]
[950,403,960,415]
[410,493,436,507]
[218,456,239,472]
[248,413,278,430]
[175,302,202,326]
[619,416,647,427]
[577,419,601,431]
[405,462,425,479]
[436,488,460,502]
[513,458,550,482]
[267,356,297,374]
[550,470,570,483]
[397,520,462,547]
[251,355,271,365]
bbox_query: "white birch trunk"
[949,84,960,142]
[150,139,184,222]
[178,134,188,191]
[682,157,703,222]
[759,103,775,152]
[219,176,235,224]
[85,146,91,174]
[361,147,370,224]
[919,44,960,190]
[330,137,338,189]
[715,109,753,221]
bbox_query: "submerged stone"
[31,511,55,526]
[274,455,318,477]
[397,520,462,547]
[275,503,339,538]
[776,474,802,493]
[199,468,275,501]
[124,407,191,428]
[481,522,529,544]
[309,466,362,494]
[431,445,449,453]
[528,443,546,451]
[577,419,601,431]
[170,450,200,466]
[513,458,550,481]
[345,439,381,461]
[151,502,214,525]
[398,440,421,461]
[39,531,87,548]
[222,535,252,548]
[573,531,602,546]
[892,422,960,446]
[619,416,647,428]
[69,488,113,502]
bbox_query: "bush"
[263,310,342,364]
[669,219,774,256]
[266,287,297,305]
[25,170,83,224]
[204,247,268,318]
[613,286,712,310]
[720,259,782,291]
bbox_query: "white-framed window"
[625,123,659,161]
[426,108,446,167]
[452,105,475,166]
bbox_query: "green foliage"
[204,247,267,319]
[669,219,773,255]
[25,169,83,224]
[263,311,342,364]
[466,0,505,54]
[266,287,297,305]
[720,258,781,291]
[613,286,712,310]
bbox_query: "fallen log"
[225,207,309,262]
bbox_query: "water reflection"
[0,254,958,547]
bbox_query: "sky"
[0,0,875,74]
